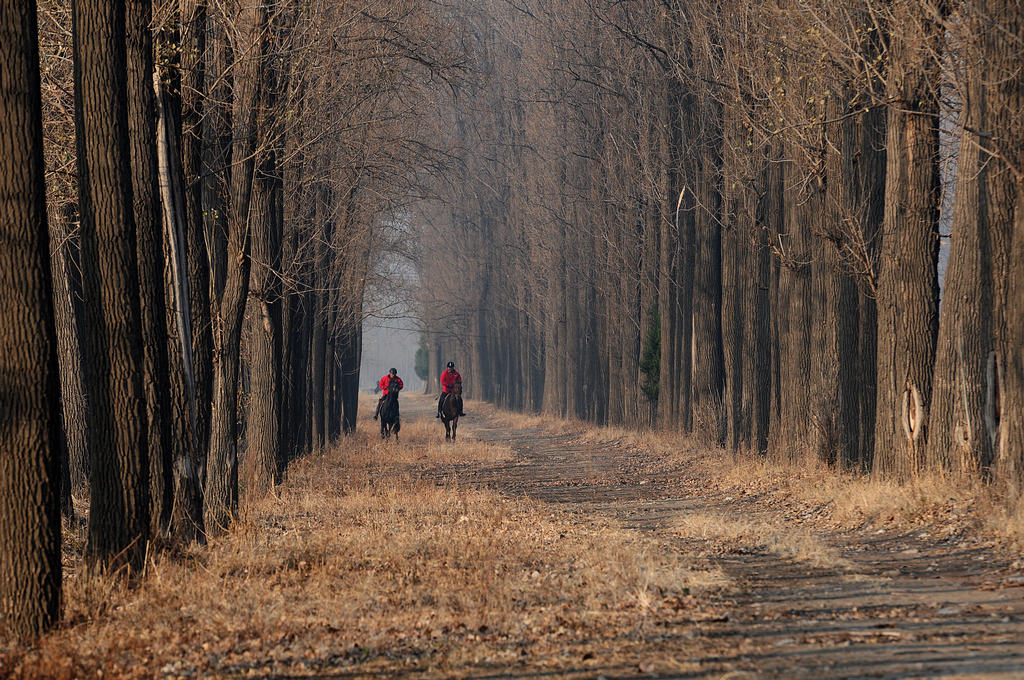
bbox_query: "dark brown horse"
[379,386,400,440]
[439,382,462,441]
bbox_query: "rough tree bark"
[153,45,206,544]
[245,162,280,498]
[205,0,264,534]
[856,102,887,471]
[1001,191,1024,499]
[0,0,62,637]
[656,78,682,429]
[750,161,773,457]
[48,204,89,501]
[873,1,943,479]
[675,121,697,432]
[781,155,816,462]
[126,0,175,540]
[691,102,725,443]
[308,187,331,453]
[245,9,284,496]
[720,105,747,453]
[986,3,1024,499]
[72,0,151,572]
[813,91,864,468]
[926,20,993,475]
[180,0,213,465]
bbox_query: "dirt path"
[419,395,1024,679]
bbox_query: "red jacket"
[378,374,403,395]
[440,368,461,393]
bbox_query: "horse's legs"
[443,418,451,440]
[451,416,457,442]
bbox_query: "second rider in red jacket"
[436,361,466,418]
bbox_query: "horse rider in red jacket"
[373,367,403,420]
[436,361,466,418]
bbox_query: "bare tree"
[872,0,945,479]
[0,0,63,638]
[73,0,151,572]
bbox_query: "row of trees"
[419,1,1023,495]
[2,0,460,639]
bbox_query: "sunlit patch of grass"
[698,452,991,538]
[481,404,580,435]
[673,511,853,571]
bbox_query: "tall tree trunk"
[1000,191,1024,500]
[776,156,815,462]
[308,188,330,452]
[310,292,327,452]
[985,3,1024,500]
[326,336,341,441]
[289,288,312,455]
[691,105,724,442]
[604,210,622,426]
[160,257,204,544]
[676,136,696,432]
[541,240,563,416]
[857,105,887,471]
[584,239,604,422]
[154,59,205,545]
[656,77,679,429]
[814,92,863,468]
[73,0,151,572]
[205,0,263,534]
[279,159,299,461]
[931,2,1017,481]
[245,160,280,498]
[180,0,213,466]
[0,0,62,636]
[49,204,89,500]
[426,334,439,395]
[279,224,296,457]
[339,311,362,433]
[517,308,531,408]
[926,34,992,475]
[873,1,943,479]
[767,154,786,452]
[750,164,773,457]
[126,0,175,540]
[246,0,286,495]
[721,196,744,452]
[720,105,747,452]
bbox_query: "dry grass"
[2,423,723,678]
[695,452,1007,543]
[672,512,853,572]
[476,403,579,436]
[574,425,675,455]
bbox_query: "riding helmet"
[447,361,454,368]
[389,367,397,374]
